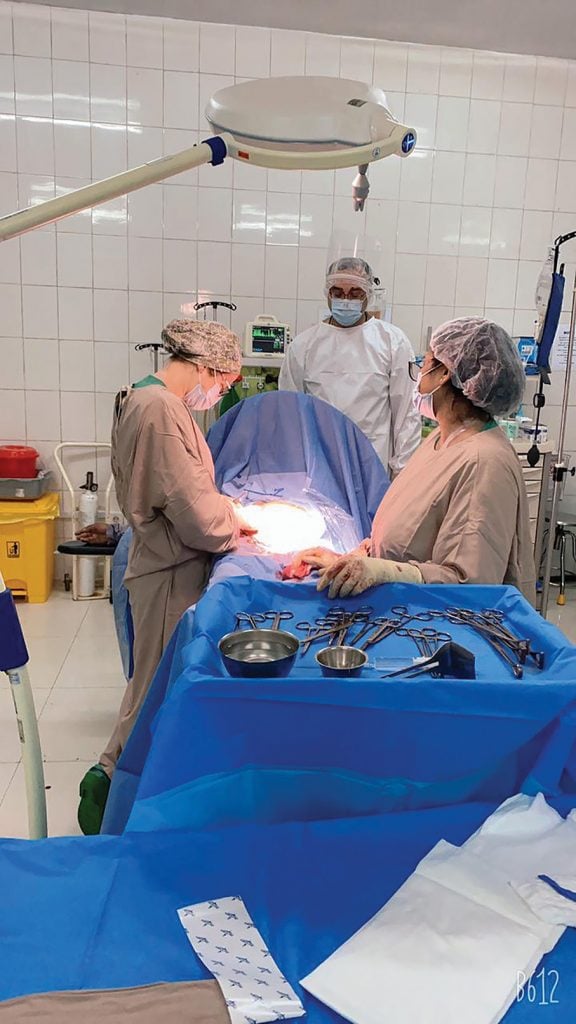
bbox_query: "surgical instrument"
[477,610,545,668]
[297,618,361,654]
[443,607,543,675]
[389,605,435,623]
[381,642,476,681]
[296,608,373,654]
[348,615,389,648]
[331,610,372,647]
[262,611,295,630]
[235,612,267,630]
[395,627,453,660]
[358,618,406,651]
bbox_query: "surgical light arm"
[0,77,416,242]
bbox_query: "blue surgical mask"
[330,299,364,327]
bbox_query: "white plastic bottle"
[78,472,98,598]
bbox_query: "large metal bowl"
[219,628,299,678]
[316,645,368,678]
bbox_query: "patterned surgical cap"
[161,319,242,373]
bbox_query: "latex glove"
[230,503,258,537]
[285,546,340,576]
[317,556,423,599]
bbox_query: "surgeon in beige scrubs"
[78,319,252,834]
[290,317,535,601]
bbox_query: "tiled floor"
[1,586,576,840]
[0,591,125,839]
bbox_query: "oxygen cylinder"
[78,472,98,598]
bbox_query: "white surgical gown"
[278,317,421,476]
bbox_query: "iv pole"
[540,269,576,616]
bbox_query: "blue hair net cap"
[430,316,525,418]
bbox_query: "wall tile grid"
[1,2,576,527]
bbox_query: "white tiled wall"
[2,1,576,526]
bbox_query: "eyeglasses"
[206,367,232,395]
[328,287,367,301]
[408,356,425,382]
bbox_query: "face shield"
[324,231,386,320]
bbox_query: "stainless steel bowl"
[316,645,368,678]
[219,628,299,678]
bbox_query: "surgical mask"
[413,367,444,421]
[413,388,437,420]
[185,381,221,411]
[330,299,364,327]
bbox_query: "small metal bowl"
[315,645,368,678]
[219,628,299,678]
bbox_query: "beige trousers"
[100,561,204,776]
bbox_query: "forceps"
[444,607,540,677]
[357,617,403,651]
[296,607,372,654]
[261,610,294,630]
[329,609,373,647]
[395,627,452,659]
[296,616,343,654]
[389,605,436,624]
[235,612,267,630]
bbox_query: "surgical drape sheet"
[2,804,576,1020]
[303,841,561,1024]
[102,576,576,836]
[207,392,388,540]
[110,392,388,678]
[302,795,576,1024]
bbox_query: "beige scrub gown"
[100,378,239,775]
[370,425,536,601]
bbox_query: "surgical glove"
[231,505,258,537]
[286,546,340,575]
[317,556,423,599]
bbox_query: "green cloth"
[219,385,241,416]
[132,374,166,389]
[482,418,498,431]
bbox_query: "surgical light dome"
[206,77,413,152]
[0,76,416,241]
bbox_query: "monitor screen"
[251,325,287,354]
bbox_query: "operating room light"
[239,501,327,555]
[0,77,416,242]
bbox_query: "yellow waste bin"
[0,492,60,603]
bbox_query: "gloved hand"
[285,546,340,576]
[76,522,112,545]
[317,556,423,599]
[230,503,258,537]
